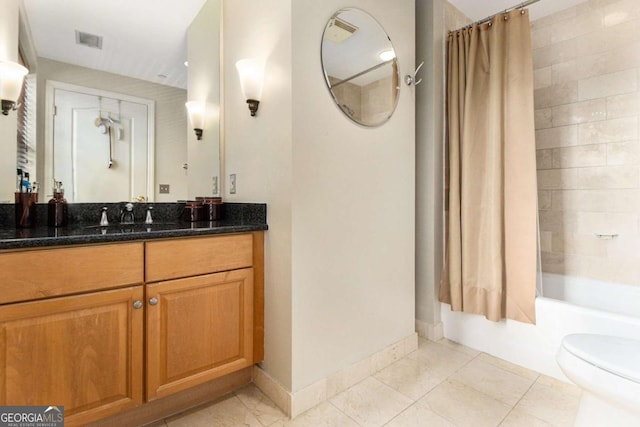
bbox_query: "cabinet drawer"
[146,234,253,282]
[0,243,144,305]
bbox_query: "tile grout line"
[427,346,547,427]
[163,340,582,427]
[330,341,453,427]
[382,341,482,426]
[376,340,462,426]
[232,387,286,427]
[326,399,364,427]
[495,373,541,427]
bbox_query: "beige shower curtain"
[440,9,538,323]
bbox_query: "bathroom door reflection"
[51,87,151,202]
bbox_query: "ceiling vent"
[75,30,103,49]
[325,17,358,43]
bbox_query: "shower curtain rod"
[453,0,541,31]
[330,59,394,89]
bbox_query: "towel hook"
[404,61,424,86]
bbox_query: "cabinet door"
[0,286,144,426]
[146,268,253,400]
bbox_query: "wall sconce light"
[185,100,206,140]
[0,60,29,116]
[235,58,264,117]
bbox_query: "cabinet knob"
[149,297,159,306]
[133,300,143,309]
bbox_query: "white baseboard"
[252,365,292,416]
[253,332,418,418]
[415,319,444,341]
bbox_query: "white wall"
[414,0,471,336]
[0,0,21,202]
[415,0,444,334]
[35,58,188,202]
[0,0,19,62]
[224,0,415,393]
[223,0,294,389]
[290,0,415,392]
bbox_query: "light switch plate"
[159,184,170,194]
[212,176,219,195]
[229,174,236,194]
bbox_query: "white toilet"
[556,334,640,427]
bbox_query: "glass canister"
[48,181,68,227]
[199,197,223,221]
[183,201,203,222]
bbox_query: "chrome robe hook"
[405,61,424,86]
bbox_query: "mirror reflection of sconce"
[235,58,264,117]
[186,100,206,140]
[0,60,29,116]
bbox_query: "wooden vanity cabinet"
[0,231,264,426]
[145,233,259,400]
[146,268,254,400]
[0,243,145,426]
[0,287,144,425]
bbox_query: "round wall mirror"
[321,8,399,127]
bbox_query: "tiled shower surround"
[533,0,640,286]
[328,75,398,125]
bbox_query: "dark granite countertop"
[0,202,267,250]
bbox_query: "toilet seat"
[561,334,640,384]
[557,333,640,424]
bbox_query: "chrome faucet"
[99,207,109,226]
[120,202,135,224]
[145,206,153,225]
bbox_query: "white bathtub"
[441,272,640,381]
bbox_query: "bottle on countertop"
[48,180,68,227]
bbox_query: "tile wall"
[362,72,398,124]
[327,74,397,124]
[532,0,640,285]
[445,1,472,32]
[329,77,363,121]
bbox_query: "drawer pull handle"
[149,297,159,306]
[133,300,143,309]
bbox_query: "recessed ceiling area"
[448,0,589,23]
[21,0,208,89]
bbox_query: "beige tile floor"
[155,338,581,427]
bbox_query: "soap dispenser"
[47,180,68,227]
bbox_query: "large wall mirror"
[15,0,219,203]
[321,8,399,127]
